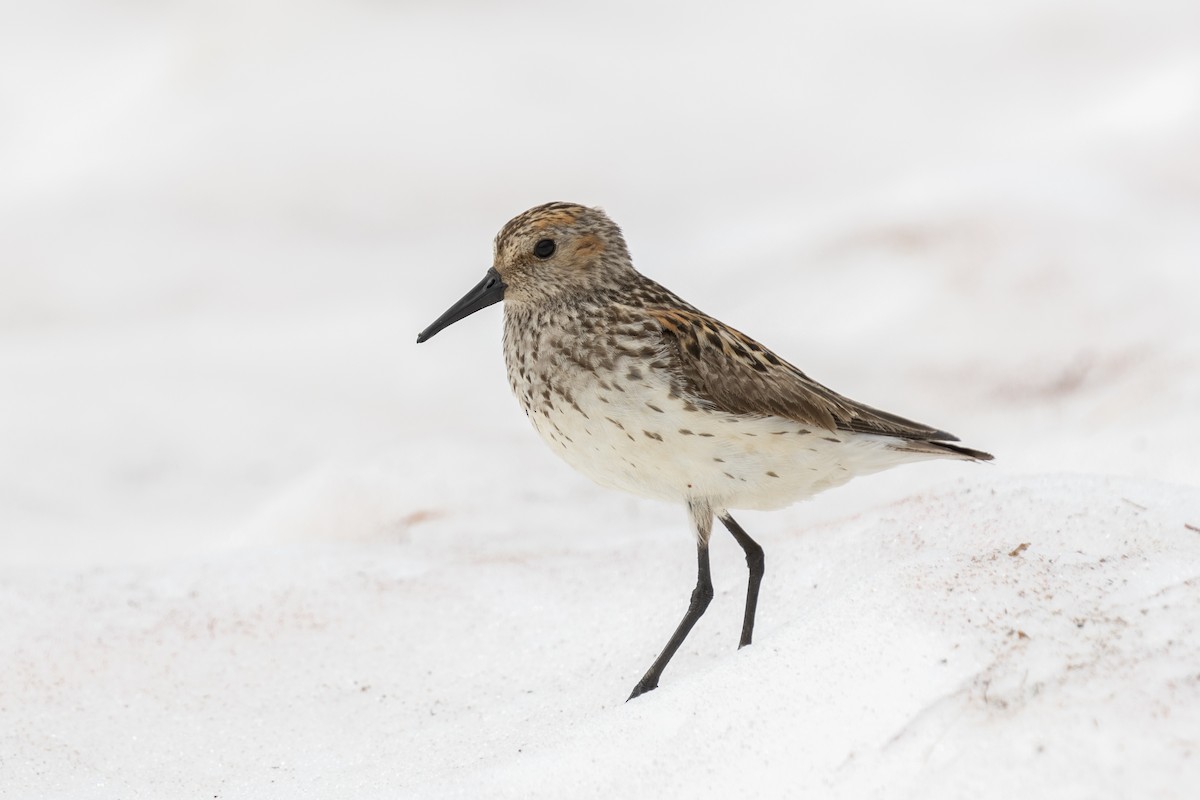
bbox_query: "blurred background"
[2,0,1198,567]
[4,3,1200,796]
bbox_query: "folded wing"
[646,307,993,461]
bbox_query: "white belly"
[523,365,915,511]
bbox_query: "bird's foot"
[626,677,658,702]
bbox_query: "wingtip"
[943,443,994,461]
[891,440,994,461]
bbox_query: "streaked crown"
[492,202,635,303]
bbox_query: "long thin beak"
[416,268,507,343]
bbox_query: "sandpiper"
[417,202,992,700]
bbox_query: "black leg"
[720,513,765,648]
[627,542,713,701]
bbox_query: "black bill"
[416,268,507,343]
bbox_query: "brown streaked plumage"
[417,201,993,701]
[647,306,990,456]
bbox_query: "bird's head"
[416,202,633,343]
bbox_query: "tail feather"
[888,439,994,461]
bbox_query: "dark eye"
[533,239,556,259]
